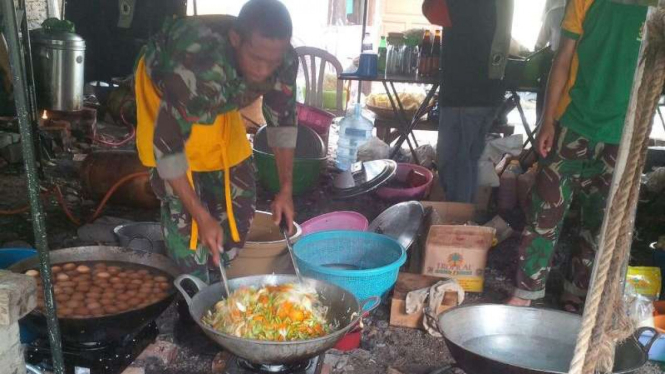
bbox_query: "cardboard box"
[389,272,459,329]
[422,225,496,292]
[408,202,476,273]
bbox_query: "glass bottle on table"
[378,36,387,75]
[386,32,405,76]
[431,29,442,77]
[419,30,432,77]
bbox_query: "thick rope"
[568,8,665,374]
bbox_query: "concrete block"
[0,270,37,325]
[0,323,20,353]
[0,339,25,372]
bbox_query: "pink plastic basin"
[300,211,369,236]
[297,103,335,138]
[375,163,434,202]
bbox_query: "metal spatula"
[279,215,303,283]
[217,246,231,298]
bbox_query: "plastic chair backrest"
[295,46,346,116]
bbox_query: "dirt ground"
[1,137,664,373]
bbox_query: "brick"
[135,340,178,366]
[0,270,37,326]
[121,367,145,374]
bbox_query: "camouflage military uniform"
[514,126,618,300]
[141,15,298,280]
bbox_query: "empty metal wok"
[436,304,659,374]
[175,274,375,364]
[10,246,180,344]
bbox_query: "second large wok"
[175,274,374,364]
[436,304,659,374]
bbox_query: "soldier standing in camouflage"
[507,0,647,311]
[134,0,298,282]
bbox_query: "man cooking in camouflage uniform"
[507,0,647,311]
[134,0,298,282]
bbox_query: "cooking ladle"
[279,215,303,283]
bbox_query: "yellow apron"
[134,57,252,249]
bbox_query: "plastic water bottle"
[335,105,373,171]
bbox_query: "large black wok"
[435,304,659,374]
[10,246,180,344]
[175,274,376,364]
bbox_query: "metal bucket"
[114,222,166,255]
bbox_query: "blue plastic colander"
[293,231,406,310]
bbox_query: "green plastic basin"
[253,126,327,195]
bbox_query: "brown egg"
[77,274,93,281]
[154,276,168,283]
[95,281,110,289]
[74,307,90,316]
[116,302,129,311]
[130,279,143,285]
[158,283,171,291]
[62,287,75,295]
[89,286,103,294]
[53,286,63,295]
[51,265,62,273]
[137,269,149,276]
[129,273,142,280]
[55,293,71,302]
[152,287,162,294]
[155,292,169,299]
[25,269,40,277]
[87,301,102,310]
[105,306,119,314]
[124,269,136,274]
[65,300,81,309]
[113,283,127,291]
[63,263,77,271]
[99,298,114,306]
[116,294,130,301]
[66,271,79,279]
[57,308,73,317]
[76,265,91,274]
[117,272,129,279]
[127,297,142,306]
[142,281,155,289]
[86,291,101,299]
[127,283,140,290]
[108,266,121,274]
[70,293,85,301]
[95,271,111,279]
[125,290,138,298]
[56,273,70,282]
[109,277,122,284]
[60,281,77,288]
[76,284,91,293]
[102,290,116,299]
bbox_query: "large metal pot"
[10,246,180,343]
[30,29,85,111]
[436,304,658,374]
[175,274,376,364]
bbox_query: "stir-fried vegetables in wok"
[202,283,335,341]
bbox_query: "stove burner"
[237,358,311,373]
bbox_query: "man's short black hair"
[235,0,293,41]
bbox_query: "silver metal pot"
[30,29,85,111]
[175,274,377,364]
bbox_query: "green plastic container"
[253,126,327,195]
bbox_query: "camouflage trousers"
[514,127,618,300]
[151,158,257,282]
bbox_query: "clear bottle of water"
[335,105,374,171]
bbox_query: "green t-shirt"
[557,0,647,144]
